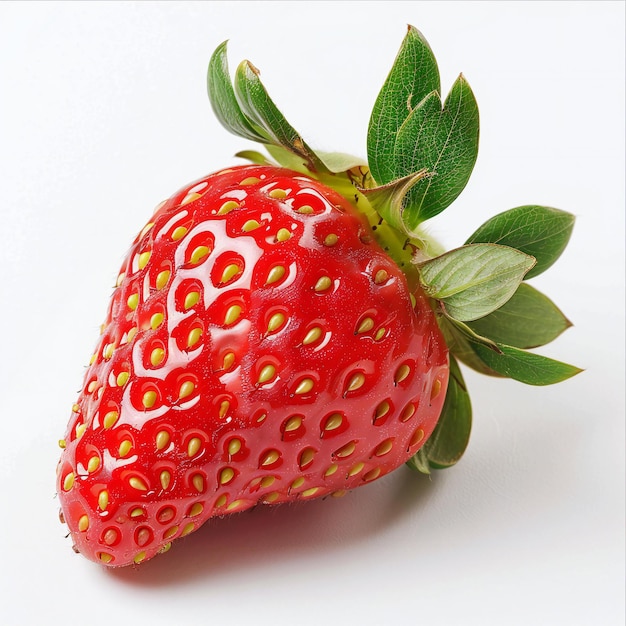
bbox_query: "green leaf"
[418,244,536,321]
[406,448,431,474]
[367,25,440,186]
[419,355,472,469]
[465,205,575,279]
[233,60,326,173]
[468,283,572,348]
[472,343,582,385]
[207,41,268,143]
[234,150,275,166]
[393,74,479,227]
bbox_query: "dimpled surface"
[56,165,449,566]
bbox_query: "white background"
[0,2,623,624]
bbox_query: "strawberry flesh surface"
[57,165,449,566]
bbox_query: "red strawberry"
[56,165,449,566]
[57,26,579,567]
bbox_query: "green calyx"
[207,26,581,475]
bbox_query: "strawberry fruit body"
[57,165,449,566]
[57,26,579,567]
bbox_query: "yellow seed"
[219,400,230,418]
[164,525,179,539]
[375,401,390,422]
[395,364,411,384]
[256,413,267,424]
[297,205,314,214]
[129,507,144,518]
[116,371,130,387]
[75,423,87,439]
[291,477,305,490]
[187,437,202,458]
[191,474,205,492]
[160,470,171,490]
[275,228,291,242]
[410,428,425,448]
[150,312,164,330]
[217,200,240,214]
[332,490,347,498]
[335,441,356,458]
[89,352,97,365]
[150,348,165,367]
[127,293,139,311]
[129,476,148,491]
[184,291,200,310]
[364,467,382,482]
[220,263,241,284]
[264,492,280,503]
[374,269,389,284]
[126,327,138,343]
[142,390,157,409]
[346,372,366,393]
[215,494,227,508]
[348,462,365,477]
[226,500,245,512]
[140,220,155,237]
[260,450,280,467]
[72,403,80,413]
[58,439,66,449]
[224,304,242,325]
[99,552,113,564]
[156,269,170,290]
[219,467,235,485]
[103,343,115,360]
[103,410,119,429]
[187,327,202,349]
[181,522,195,537]
[356,317,375,334]
[410,293,417,308]
[78,515,89,532]
[189,503,204,517]
[116,271,126,287]
[228,438,242,456]
[118,439,132,457]
[302,326,322,345]
[374,327,386,341]
[257,364,276,385]
[179,380,195,399]
[87,380,98,393]
[323,413,343,432]
[324,464,338,477]
[156,431,170,451]
[314,276,332,292]
[182,192,202,205]
[299,448,315,469]
[239,177,259,186]
[301,487,319,498]
[63,472,75,491]
[98,490,109,511]
[401,404,416,422]
[375,439,394,457]
[138,251,151,270]
[431,378,442,399]
[134,552,147,564]
[159,542,172,554]
[323,233,338,246]
[265,265,286,285]
[242,219,261,232]
[260,476,275,488]
[87,456,100,473]
[266,312,286,334]
[269,188,287,199]
[222,351,235,370]
[295,378,314,395]
[284,416,302,432]
[171,225,188,241]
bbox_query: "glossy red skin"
[57,165,449,566]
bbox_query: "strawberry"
[57,26,580,567]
